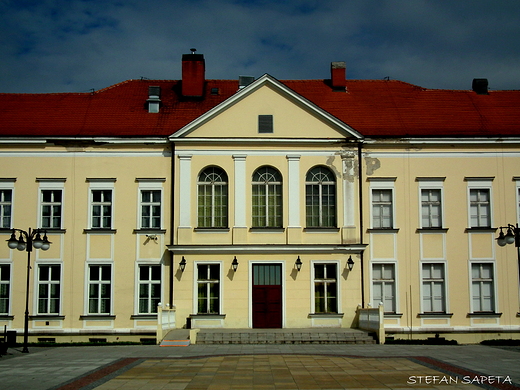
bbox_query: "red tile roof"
[0,78,519,139]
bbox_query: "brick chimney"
[331,61,346,90]
[182,49,205,97]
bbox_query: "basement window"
[258,115,273,133]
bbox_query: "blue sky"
[1,0,519,93]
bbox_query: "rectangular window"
[138,265,161,314]
[421,189,442,228]
[422,263,446,313]
[38,265,61,314]
[41,190,62,229]
[372,263,396,312]
[141,190,161,229]
[372,189,393,228]
[314,263,338,313]
[88,265,111,314]
[91,190,112,229]
[258,115,273,133]
[471,263,495,312]
[0,189,12,229]
[197,264,220,314]
[470,189,491,228]
[0,264,10,314]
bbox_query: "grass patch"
[480,339,520,346]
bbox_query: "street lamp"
[6,228,51,353]
[495,223,520,308]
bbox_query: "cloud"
[0,0,519,93]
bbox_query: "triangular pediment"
[169,74,362,141]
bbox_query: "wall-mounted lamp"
[232,256,239,272]
[179,256,186,272]
[295,256,302,271]
[347,256,355,271]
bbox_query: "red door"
[252,264,282,328]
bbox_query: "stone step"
[195,329,376,344]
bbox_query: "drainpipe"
[357,141,365,307]
[169,141,176,306]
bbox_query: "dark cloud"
[0,0,519,93]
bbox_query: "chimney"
[182,48,205,97]
[472,78,488,95]
[331,61,346,90]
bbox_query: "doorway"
[252,264,282,328]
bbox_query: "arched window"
[198,167,228,228]
[306,166,336,227]
[252,166,282,227]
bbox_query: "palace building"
[1,51,519,343]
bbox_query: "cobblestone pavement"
[1,344,519,389]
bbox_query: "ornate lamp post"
[496,223,520,308]
[6,228,51,353]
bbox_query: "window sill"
[131,314,158,320]
[384,313,403,318]
[416,228,448,233]
[133,229,166,234]
[80,315,116,320]
[465,227,497,233]
[308,313,344,318]
[367,228,399,233]
[194,228,230,233]
[0,315,14,320]
[467,312,502,317]
[249,228,285,233]
[29,315,65,320]
[304,228,340,233]
[83,229,117,234]
[189,314,226,319]
[417,313,453,318]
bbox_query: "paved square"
[91,355,482,389]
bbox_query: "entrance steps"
[193,328,376,345]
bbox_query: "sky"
[1,0,519,93]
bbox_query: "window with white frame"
[91,189,113,229]
[140,190,161,229]
[0,264,10,314]
[88,264,111,314]
[372,263,396,312]
[197,167,228,228]
[197,263,220,314]
[313,263,338,313]
[422,263,446,313]
[252,166,282,228]
[37,264,61,314]
[372,189,393,228]
[138,265,161,314]
[306,166,336,228]
[0,189,12,229]
[41,190,63,229]
[471,263,495,312]
[421,188,442,228]
[469,189,491,228]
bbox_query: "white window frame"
[369,178,396,229]
[466,178,493,228]
[88,179,115,230]
[193,261,223,315]
[470,262,496,313]
[136,263,162,315]
[371,262,397,313]
[310,261,340,314]
[420,262,447,313]
[0,263,11,315]
[36,264,62,315]
[515,178,520,223]
[137,179,164,230]
[197,167,228,228]
[0,179,15,229]
[417,178,445,229]
[38,179,65,230]
[86,263,113,315]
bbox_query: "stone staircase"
[194,328,376,344]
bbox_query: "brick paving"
[1,343,519,389]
